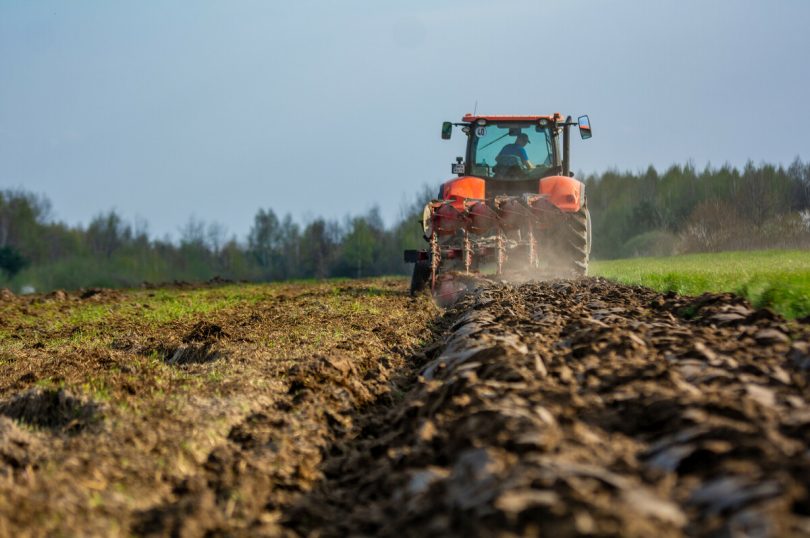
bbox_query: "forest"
[1,159,809,292]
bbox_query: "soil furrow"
[288,278,810,537]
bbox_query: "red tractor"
[404,113,593,295]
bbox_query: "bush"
[678,199,748,252]
[620,230,679,258]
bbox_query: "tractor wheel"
[553,206,591,276]
[409,260,431,296]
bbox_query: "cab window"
[471,124,553,178]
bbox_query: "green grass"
[591,249,810,319]
[0,284,275,353]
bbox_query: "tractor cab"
[442,114,591,194]
[469,119,556,180]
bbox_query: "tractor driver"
[497,133,535,170]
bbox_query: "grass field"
[591,249,810,319]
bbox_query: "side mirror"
[577,115,592,140]
[441,121,453,140]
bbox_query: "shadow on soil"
[0,388,104,432]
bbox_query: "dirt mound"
[0,388,104,432]
[78,287,121,301]
[289,279,810,537]
[183,321,228,343]
[142,322,232,365]
[45,290,68,302]
[151,321,231,365]
[164,345,222,365]
[286,355,374,406]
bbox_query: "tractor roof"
[462,113,562,123]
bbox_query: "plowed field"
[1,278,809,536]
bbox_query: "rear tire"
[553,206,591,276]
[409,260,431,295]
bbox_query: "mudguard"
[539,175,584,212]
[441,176,486,210]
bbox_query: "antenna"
[473,100,478,116]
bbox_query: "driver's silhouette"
[497,133,535,170]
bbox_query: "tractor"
[404,113,593,295]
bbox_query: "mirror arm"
[562,115,572,177]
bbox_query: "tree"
[279,214,301,279]
[179,216,208,248]
[86,211,131,258]
[299,218,337,278]
[0,189,51,262]
[788,157,810,211]
[339,217,377,278]
[0,246,27,278]
[248,209,282,277]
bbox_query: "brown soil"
[1,277,809,536]
[0,279,441,537]
[289,278,810,537]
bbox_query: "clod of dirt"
[754,328,790,345]
[0,416,41,475]
[159,322,230,365]
[788,341,810,370]
[0,388,104,432]
[183,321,228,343]
[688,475,783,527]
[80,288,102,299]
[78,287,121,300]
[286,356,373,406]
[14,372,37,386]
[144,331,227,365]
[165,344,222,365]
[45,290,68,302]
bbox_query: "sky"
[1,0,809,240]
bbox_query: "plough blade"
[423,195,566,289]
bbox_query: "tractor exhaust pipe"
[562,115,572,176]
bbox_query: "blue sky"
[1,0,809,239]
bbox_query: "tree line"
[0,186,432,292]
[1,160,809,292]
[584,159,810,258]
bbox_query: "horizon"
[7,157,806,246]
